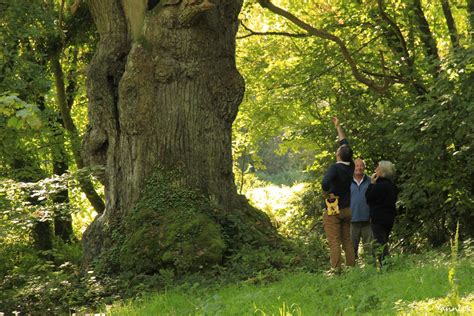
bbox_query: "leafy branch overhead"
[257,0,392,93]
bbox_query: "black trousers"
[371,221,394,266]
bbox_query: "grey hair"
[378,160,396,180]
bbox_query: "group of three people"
[322,117,398,271]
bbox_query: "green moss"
[119,168,225,275]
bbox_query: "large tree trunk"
[82,0,278,273]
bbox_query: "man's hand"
[332,116,346,141]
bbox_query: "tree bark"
[81,0,278,272]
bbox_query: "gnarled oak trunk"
[82,0,278,273]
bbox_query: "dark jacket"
[322,139,354,209]
[365,177,398,224]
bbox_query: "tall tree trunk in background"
[11,157,53,252]
[412,0,441,76]
[82,0,278,272]
[377,0,427,95]
[440,0,459,49]
[51,127,75,242]
[51,51,105,214]
[469,0,474,41]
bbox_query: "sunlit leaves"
[0,167,103,243]
[0,94,43,129]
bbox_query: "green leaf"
[7,116,20,128]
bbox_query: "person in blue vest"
[350,158,373,261]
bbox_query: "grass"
[110,252,474,315]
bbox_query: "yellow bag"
[325,196,340,215]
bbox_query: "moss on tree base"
[90,168,280,276]
[118,168,226,274]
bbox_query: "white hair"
[354,158,365,166]
[378,160,396,180]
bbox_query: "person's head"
[354,158,365,177]
[376,160,396,180]
[336,144,353,162]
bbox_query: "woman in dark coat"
[365,160,398,267]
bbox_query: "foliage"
[0,0,97,179]
[0,0,473,312]
[0,0,59,180]
[0,240,104,314]
[0,171,99,313]
[0,94,43,129]
[393,47,474,247]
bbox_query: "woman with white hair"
[365,160,398,267]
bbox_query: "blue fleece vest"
[350,175,371,222]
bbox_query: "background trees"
[236,0,473,246]
[1,0,103,245]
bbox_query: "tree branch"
[237,21,309,39]
[256,33,388,93]
[377,0,413,67]
[377,0,427,96]
[257,0,392,94]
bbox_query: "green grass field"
[110,252,474,315]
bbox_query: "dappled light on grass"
[254,301,302,316]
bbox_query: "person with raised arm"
[321,117,356,272]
